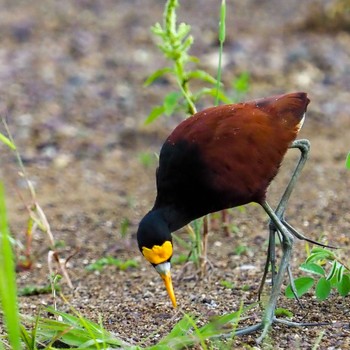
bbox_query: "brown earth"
[1,1,350,349]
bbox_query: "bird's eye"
[142,241,173,265]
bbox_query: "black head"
[136,209,177,307]
[137,210,172,252]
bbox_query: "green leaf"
[326,260,340,281]
[233,72,250,93]
[306,248,336,264]
[0,132,16,150]
[188,55,200,63]
[163,91,182,116]
[143,67,173,87]
[151,22,164,36]
[299,262,325,276]
[285,277,314,298]
[144,105,166,125]
[275,307,293,318]
[186,70,219,85]
[194,87,231,104]
[179,35,193,54]
[337,274,350,296]
[315,277,331,300]
[310,247,336,257]
[336,264,345,283]
[177,23,191,40]
[346,152,350,169]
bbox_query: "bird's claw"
[232,316,330,344]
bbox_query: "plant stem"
[215,0,226,106]
[175,61,197,114]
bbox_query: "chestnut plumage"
[155,92,308,224]
[137,92,310,338]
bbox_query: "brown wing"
[166,92,309,205]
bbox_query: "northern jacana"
[137,92,311,340]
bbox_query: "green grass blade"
[183,314,207,350]
[31,306,137,349]
[312,330,325,350]
[150,314,195,349]
[198,310,241,337]
[346,152,350,169]
[0,182,21,350]
[0,132,16,150]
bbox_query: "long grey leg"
[274,139,311,217]
[259,139,310,299]
[233,198,328,342]
[257,201,294,342]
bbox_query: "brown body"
[153,92,309,231]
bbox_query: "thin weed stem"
[215,0,226,106]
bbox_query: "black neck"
[152,206,192,232]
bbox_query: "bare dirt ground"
[1,1,350,348]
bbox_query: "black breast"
[153,139,242,227]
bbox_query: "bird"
[137,92,311,341]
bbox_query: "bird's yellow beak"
[160,270,177,308]
[155,262,177,308]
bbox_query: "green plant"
[147,307,245,350]
[0,130,138,348]
[241,284,251,292]
[120,217,130,238]
[346,151,350,169]
[22,305,140,350]
[0,275,246,349]
[138,152,157,169]
[145,0,200,120]
[144,0,244,125]
[18,283,61,297]
[0,182,21,350]
[0,121,73,287]
[274,307,293,318]
[187,217,204,268]
[86,257,139,272]
[171,218,204,269]
[285,247,350,300]
[170,253,188,265]
[0,130,16,150]
[17,300,248,349]
[220,280,235,289]
[234,244,249,256]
